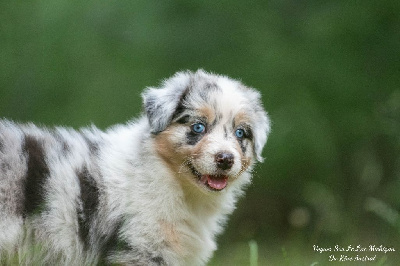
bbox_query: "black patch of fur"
[245,126,254,141]
[22,135,50,217]
[98,220,132,265]
[151,256,166,265]
[186,131,204,145]
[176,115,190,124]
[238,139,247,154]
[105,221,130,253]
[77,166,100,249]
[171,89,189,121]
[96,218,165,265]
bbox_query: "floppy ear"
[142,71,191,134]
[249,91,271,162]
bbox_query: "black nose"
[215,152,234,170]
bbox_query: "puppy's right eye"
[191,123,206,134]
[235,128,245,139]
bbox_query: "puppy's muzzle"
[215,152,234,170]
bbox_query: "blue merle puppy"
[0,70,270,265]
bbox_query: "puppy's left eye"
[235,128,245,139]
[192,123,206,134]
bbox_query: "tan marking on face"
[154,125,187,173]
[234,111,252,127]
[239,157,251,175]
[198,105,215,122]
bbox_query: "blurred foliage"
[1,0,399,264]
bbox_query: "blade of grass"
[249,240,258,266]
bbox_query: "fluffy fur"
[0,70,270,265]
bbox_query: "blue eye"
[192,123,206,133]
[235,128,245,138]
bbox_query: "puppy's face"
[143,70,270,192]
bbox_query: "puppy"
[0,70,270,265]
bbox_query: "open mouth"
[188,163,228,191]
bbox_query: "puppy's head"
[142,70,270,192]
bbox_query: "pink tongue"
[206,175,228,190]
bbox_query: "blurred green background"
[1,0,399,265]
